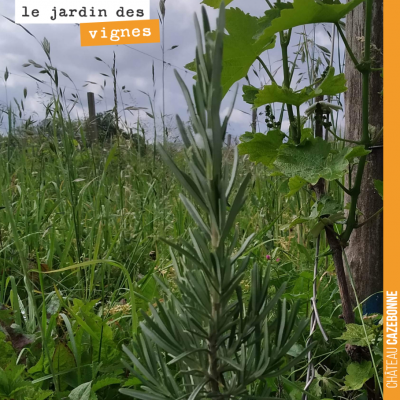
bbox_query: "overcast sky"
[0,0,341,140]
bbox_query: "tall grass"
[0,13,378,399]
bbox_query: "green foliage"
[0,332,15,369]
[185,8,276,95]
[287,195,344,237]
[238,130,285,167]
[67,298,121,366]
[221,8,276,95]
[52,343,76,391]
[242,85,259,105]
[287,176,308,196]
[256,0,365,44]
[274,138,354,185]
[68,382,95,400]
[345,145,371,161]
[191,1,363,101]
[121,6,312,399]
[92,376,122,392]
[310,369,340,399]
[96,111,144,146]
[0,0,380,398]
[342,361,374,391]
[239,131,371,203]
[312,196,343,218]
[253,67,347,107]
[24,389,53,400]
[201,0,234,7]
[0,358,31,399]
[336,323,375,347]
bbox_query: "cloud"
[0,0,337,139]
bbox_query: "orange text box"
[384,0,399,398]
[80,19,160,46]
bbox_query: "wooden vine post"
[87,92,98,144]
[344,0,383,311]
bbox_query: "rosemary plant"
[120,5,314,399]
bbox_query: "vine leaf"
[290,195,342,226]
[313,195,343,217]
[300,128,314,142]
[238,130,285,167]
[286,195,344,237]
[254,67,347,107]
[336,323,375,347]
[257,0,365,44]
[310,370,338,400]
[341,361,374,391]
[257,8,286,37]
[201,0,235,8]
[185,8,276,96]
[274,137,355,185]
[345,145,371,161]
[242,85,259,104]
[239,132,255,143]
[287,176,308,196]
[309,213,345,237]
[223,8,276,95]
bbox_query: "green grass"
[0,99,383,399]
[0,14,381,397]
